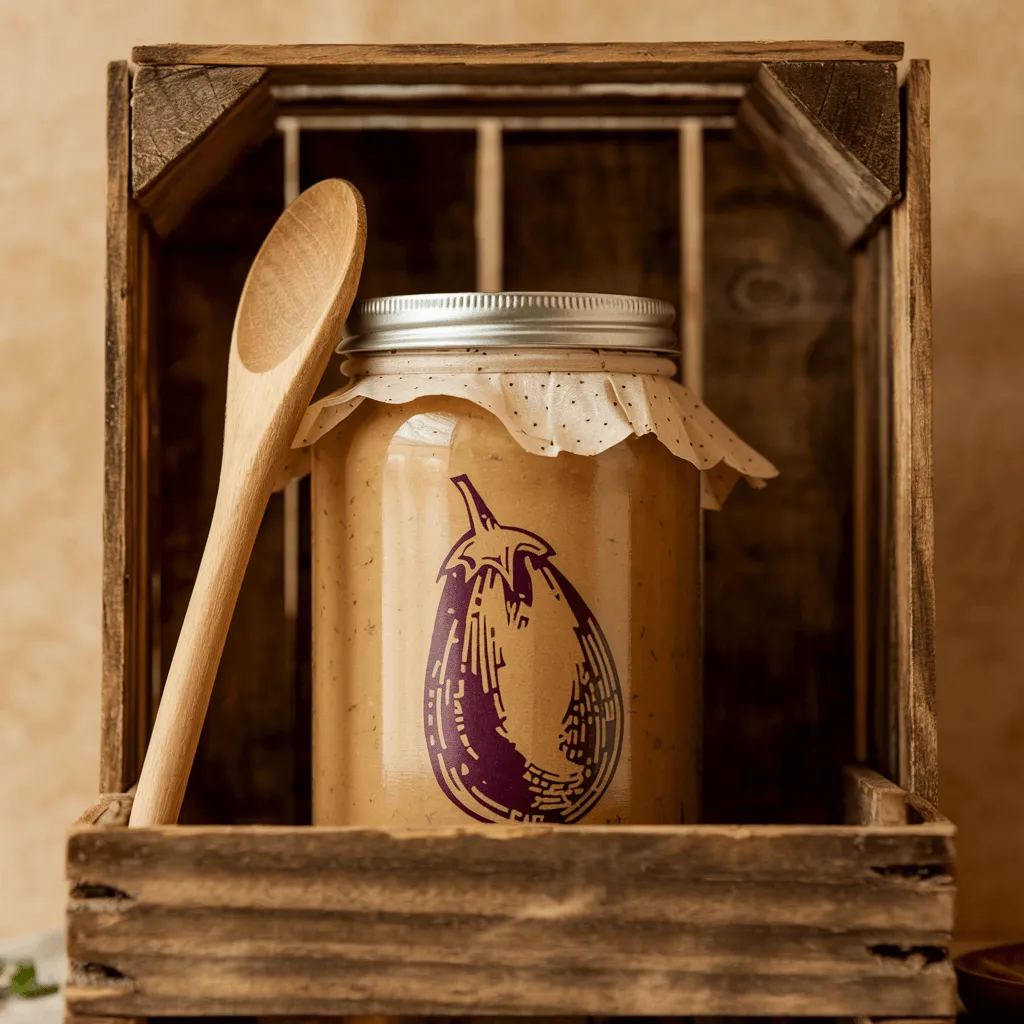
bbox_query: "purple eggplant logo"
[424,475,623,823]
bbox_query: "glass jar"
[299,293,775,828]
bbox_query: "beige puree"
[311,394,701,826]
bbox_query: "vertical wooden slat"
[852,240,872,764]
[101,61,145,793]
[702,134,854,823]
[158,135,293,825]
[281,123,301,626]
[890,60,937,803]
[130,221,155,779]
[679,118,705,821]
[281,116,307,824]
[679,118,704,397]
[854,229,888,767]
[874,224,898,781]
[475,118,503,292]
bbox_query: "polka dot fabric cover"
[295,351,777,511]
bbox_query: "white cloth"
[0,928,64,1024]
[296,351,777,510]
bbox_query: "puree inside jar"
[311,394,699,827]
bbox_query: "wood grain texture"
[770,60,901,196]
[155,137,296,826]
[857,1018,954,1024]
[701,134,853,824]
[503,128,679,304]
[133,67,276,237]
[844,765,909,826]
[680,119,704,396]
[853,223,902,784]
[132,65,266,193]
[300,128,478,308]
[130,179,366,827]
[75,791,134,827]
[891,61,937,805]
[102,62,153,794]
[66,821,954,1019]
[131,42,905,78]
[737,62,901,246]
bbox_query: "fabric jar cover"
[295,349,777,510]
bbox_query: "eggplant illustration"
[424,474,623,823]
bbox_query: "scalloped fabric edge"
[295,371,777,511]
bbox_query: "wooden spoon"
[129,179,366,826]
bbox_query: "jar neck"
[339,348,677,379]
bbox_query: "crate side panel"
[502,129,680,307]
[300,128,477,299]
[702,133,854,824]
[157,135,297,825]
[298,128,476,405]
[66,824,954,1019]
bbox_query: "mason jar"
[296,292,775,828]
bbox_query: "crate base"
[67,772,954,1021]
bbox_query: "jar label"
[423,474,624,823]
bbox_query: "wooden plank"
[156,136,296,826]
[285,113,736,131]
[853,223,901,782]
[843,765,908,826]
[75,791,134,827]
[857,1018,953,1024]
[701,133,854,824]
[66,822,953,1019]
[891,61,937,804]
[132,66,266,193]
[679,119,703,397]
[503,128,679,304]
[853,226,894,768]
[770,61,901,197]
[102,62,149,795]
[474,117,503,291]
[737,61,901,246]
[300,126,477,307]
[133,67,276,237]
[907,792,950,826]
[64,1014,143,1024]
[132,42,904,80]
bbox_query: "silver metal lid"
[339,291,678,354]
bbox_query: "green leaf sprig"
[0,959,60,999]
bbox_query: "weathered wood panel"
[299,128,477,307]
[737,62,901,246]
[844,765,908,826]
[770,61,901,195]
[66,822,954,1020]
[503,129,680,307]
[890,61,937,805]
[132,66,266,194]
[102,62,154,794]
[133,68,276,238]
[157,136,296,825]
[702,133,854,824]
[131,43,904,87]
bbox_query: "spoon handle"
[129,475,268,826]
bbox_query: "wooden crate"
[69,42,951,1022]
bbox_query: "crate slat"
[891,60,938,805]
[67,821,954,1019]
[736,61,900,247]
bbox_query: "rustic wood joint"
[131,65,275,236]
[737,60,901,246]
[132,65,267,194]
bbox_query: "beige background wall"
[1,0,1021,945]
